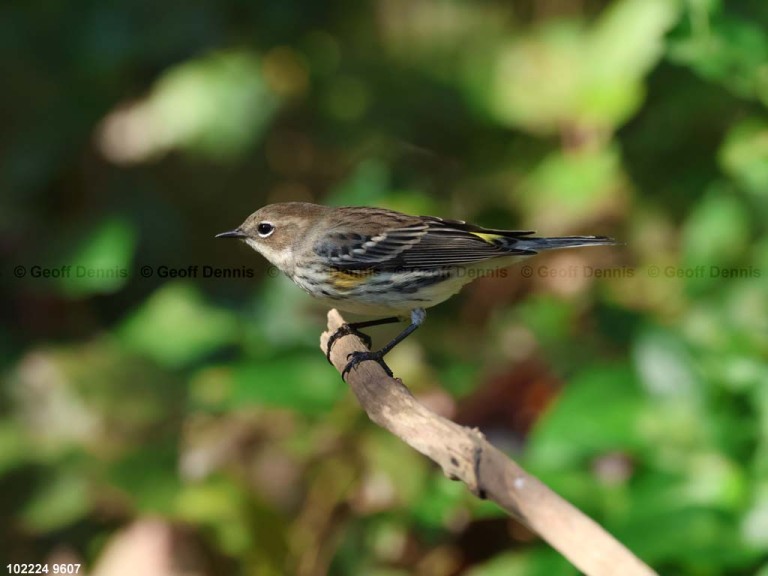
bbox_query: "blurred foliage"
[2,0,768,574]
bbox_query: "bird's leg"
[326,315,402,363]
[342,308,426,379]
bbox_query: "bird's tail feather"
[512,236,615,253]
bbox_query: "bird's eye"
[257,222,275,237]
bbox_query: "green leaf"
[56,217,135,297]
[669,12,768,102]
[719,118,768,196]
[520,146,622,224]
[490,22,586,133]
[512,295,576,348]
[243,274,321,352]
[489,0,679,132]
[617,503,753,568]
[327,159,392,206]
[582,0,680,125]
[409,475,470,531]
[229,356,344,412]
[527,364,645,470]
[0,421,29,474]
[118,282,238,368]
[108,444,181,513]
[633,327,701,400]
[681,185,751,270]
[21,471,90,531]
[99,51,281,162]
[361,430,429,508]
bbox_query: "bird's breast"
[289,264,473,316]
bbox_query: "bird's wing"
[314,214,536,270]
[398,217,536,268]
[313,221,430,267]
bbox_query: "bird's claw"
[326,324,373,364]
[342,350,393,379]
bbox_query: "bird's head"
[216,202,329,272]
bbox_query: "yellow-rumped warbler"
[217,202,614,377]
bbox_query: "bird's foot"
[342,350,393,379]
[326,324,373,363]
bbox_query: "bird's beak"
[215,229,247,239]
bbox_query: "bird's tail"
[512,235,615,254]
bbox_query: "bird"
[217,202,614,378]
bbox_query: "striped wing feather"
[314,215,536,271]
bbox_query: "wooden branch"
[320,309,657,576]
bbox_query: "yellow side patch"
[330,269,372,290]
[469,232,504,244]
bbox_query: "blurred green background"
[2,0,768,574]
